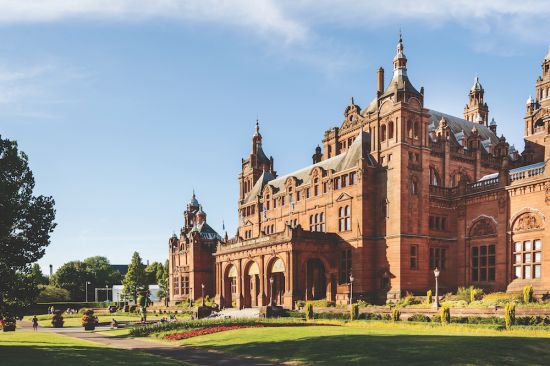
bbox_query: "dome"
[490,118,497,126]
[471,76,483,92]
[526,95,533,105]
[189,192,199,207]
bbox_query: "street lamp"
[105,285,109,302]
[433,267,440,309]
[85,281,91,302]
[201,283,205,307]
[269,276,274,307]
[349,274,355,305]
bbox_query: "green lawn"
[0,331,184,366]
[180,321,550,365]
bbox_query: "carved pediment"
[469,216,497,237]
[513,213,543,232]
[335,192,353,202]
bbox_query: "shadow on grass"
[0,345,181,366]
[200,334,550,365]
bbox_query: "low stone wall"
[311,306,550,318]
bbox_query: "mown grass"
[179,320,550,365]
[0,331,186,366]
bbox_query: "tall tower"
[239,120,275,202]
[464,76,489,125]
[523,46,550,162]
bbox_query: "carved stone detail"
[513,213,543,232]
[469,218,496,237]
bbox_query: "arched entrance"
[306,258,326,300]
[244,262,260,308]
[224,265,238,308]
[268,258,285,306]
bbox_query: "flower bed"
[164,325,264,340]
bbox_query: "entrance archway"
[268,258,285,306]
[224,265,238,308]
[306,259,326,300]
[244,262,260,307]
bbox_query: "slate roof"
[243,131,372,204]
[188,222,222,241]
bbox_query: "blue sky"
[1,0,549,274]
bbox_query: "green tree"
[145,261,161,285]
[50,261,89,301]
[0,136,56,320]
[122,252,147,303]
[156,260,169,305]
[36,285,70,302]
[84,256,122,291]
[29,263,49,285]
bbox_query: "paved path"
[18,321,281,366]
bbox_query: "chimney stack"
[377,67,384,96]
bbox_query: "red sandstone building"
[169,38,550,308]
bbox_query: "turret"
[464,76,489,125]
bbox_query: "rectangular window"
[339,249,352,284]
[388,153,392,162]
[323,182,328,193]
[429,247,446,270]
[231,277,237,294]
[334,177,340,190]
[342,175,348,188]
[471,244,495,282]
[306,188,310,199]
[410,245,418,270]
[296,191,301,201]
[349,172,356,185]
[273,199,277,208]
[181,275,190,295]
[281,196,285,206]
[173,276,180,295]
[514,239,542,279]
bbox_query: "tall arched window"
[381,125,387,142]
[430,167,441,186]
[314,178,319,196]
[388,121,394,139]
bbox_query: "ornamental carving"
[469,218,496,237]
[513,213,542,232]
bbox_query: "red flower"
[163,325,263,340]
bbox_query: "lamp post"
[105,285,109,302]
[269,276,274,307]
[433,267,440,309]
[85,281,91,302]
[349,274,355,305]
[201,283,205,307]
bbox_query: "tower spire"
[393,31,407,75]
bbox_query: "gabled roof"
[428,110,499,152]
[244,131,372,203]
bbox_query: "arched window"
[388,121,394,139]
[381,125,387,142]
[407,120,413,138]
[414,122,420,139]
[314,178,319,196]
[430,167,441,186]
[320,213,325,232]
[411,178,418,195]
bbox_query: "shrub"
[471,287,483,303]
[361,312,383,321]
[305,299,333,308]
[391,308,401,322]
[408,314,431,322]
[523,285,534,304]
[295,300,305,309]
[81,309,97,330]
[505,303,516,330]
[356,300,370,307]
[481,292,521,306]
[315,312,349,320]
[37,285,71,302]
[426,290,432,304]
[305,302,314,321]
[397,293,421,307]
[51,310,64,328]
[350,304,359,321]
[439,305,450,325]
[456,287,470,303]
[441,300,468,308]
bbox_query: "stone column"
[259,255,266,306]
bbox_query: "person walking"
[32,316,38,331]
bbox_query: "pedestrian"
[32,316,38,331]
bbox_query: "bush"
[523,285,534,304]
[361,312,384,321]
[391,308,401,322]
[305,300,334,308]
[51,310,64,328]
[81,309,97,330]
[295,300,305,309]
[408,314,431,322]
[350,304,359,321]
[505,303,516,330]
[36,285,71,302]
[426,290,432,304]
[397,293,421,307]
[481,292,521,306]
[305,302,314,321]
[315,312,349,320]
[515,316,550,326]
[456,286,483,304]
[441,300,468,308]
[356,300,370,307]
[439,305,450,325]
